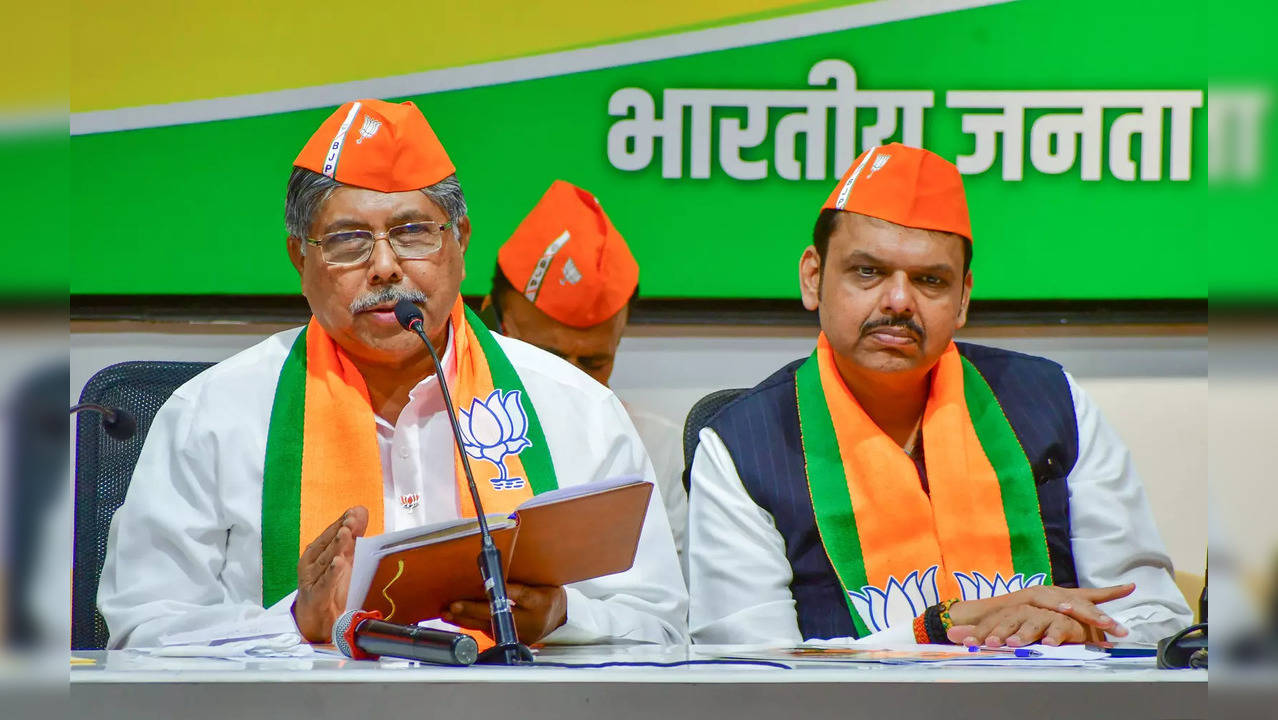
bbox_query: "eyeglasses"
[303,220,455,265]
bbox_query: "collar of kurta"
[259,298,559,610]
[794,334,1052,636]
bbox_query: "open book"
[345,475,653,624]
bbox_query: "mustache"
[860,315,926,342]
[349,286,429,314]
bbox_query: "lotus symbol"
[457,389,532,491]
[953,570,1047,602]
[847,566,941,633]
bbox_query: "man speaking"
[98,99,687,648]
[688,144,1191,647]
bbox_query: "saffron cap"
[497,180,639,328]
[821,143,972,241]
[294,99,456,192]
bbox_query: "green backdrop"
[70,0,1207,302]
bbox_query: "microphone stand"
[398,301,533,666]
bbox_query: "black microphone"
[333,610,478,666]
[393,298,533,666]
[69,403,138,441]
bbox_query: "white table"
[70,645,1206,720]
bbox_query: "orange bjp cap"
[294,99,456,192]
[822,142,972,241]
[497,180,639,329]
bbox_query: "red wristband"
[913,612,930,644]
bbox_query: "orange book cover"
[349,477,652,625]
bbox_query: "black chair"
[72,360,214,650]
[681,388,745,493]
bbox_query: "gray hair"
[284,167,468,251]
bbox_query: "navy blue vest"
[707,342,1080,640]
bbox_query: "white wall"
[70,322,1207,575]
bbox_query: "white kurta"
[624,404,688,581]
[688,372,1192,646]
[99,323,688,648]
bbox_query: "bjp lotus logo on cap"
[560,257,583,286]
[457,389,532,491]
[356,115,382,144]
[867,154,891,178]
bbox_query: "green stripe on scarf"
[262,328,308,607]
[794,352,871,638]
[960,357,1053,580]
[260,311,561,607]
[463,305,558,496]
[795,348,1052,635]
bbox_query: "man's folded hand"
[945,583,1135,647]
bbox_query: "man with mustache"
[98,99,687,649]
[687,144,1191,647]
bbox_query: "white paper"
[144,633,313,659]
[157,612,299,648]
[800,634,1107,661]
[720,640,1109,666]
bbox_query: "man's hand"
[292,506,369,643]
[945,583,1135,647]
[443,583,568,644]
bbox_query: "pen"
[1084,644,1157,658]
[968,646,1042,658]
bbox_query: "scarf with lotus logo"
[259,298,557,607]
[796,333,1052,637]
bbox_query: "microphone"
[393,298,533,666]
[69,403,138,441]
[333,610,478,666]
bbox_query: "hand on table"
[443,583,568,644]
[291,506,369,643]
[945,583,1135,648]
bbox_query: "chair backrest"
[72,360,214,650]
[681,388,745,492]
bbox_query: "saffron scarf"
[260,299,558,608]
[795,334,1052,637]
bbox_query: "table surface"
[70,643,1207,684]
[68,645,1207,720]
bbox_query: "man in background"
[481,180,687,575]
